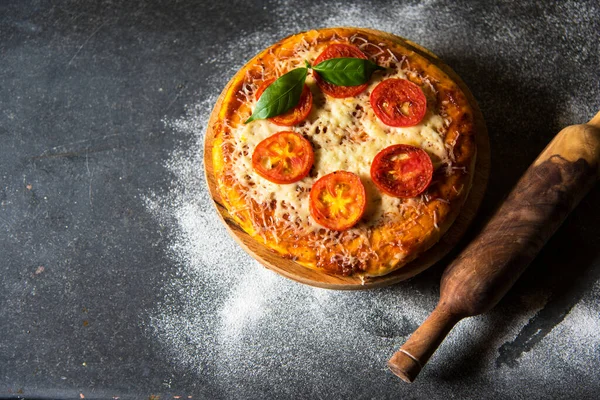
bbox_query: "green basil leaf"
[312,57,384,86]
[245,67,308,124]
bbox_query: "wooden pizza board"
[204,28,490,290]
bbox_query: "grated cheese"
[222,38,451,246]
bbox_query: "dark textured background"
[1,1,599,399]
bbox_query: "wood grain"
[204,28,490,289]
[389,111,600,381]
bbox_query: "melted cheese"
[223,39,450,236]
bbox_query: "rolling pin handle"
[388,305,461,382]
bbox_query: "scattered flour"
[143,1,600,397]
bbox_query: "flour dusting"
[143,0,600,397]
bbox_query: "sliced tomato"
[370,144,433,198]
[313,44,369,98]
[255,78,313,126]
[370,78,427,127]
[252,131,314,184]
[309,171,366,231]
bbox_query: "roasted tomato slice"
[313,44,369,98]
[309,171,366,231]
[370,78,427,127]
[255,78,313,126]
[252,131,314,184]
[370,144,433,198]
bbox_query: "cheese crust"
[207,28,477,277]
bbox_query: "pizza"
[206,28,479,278]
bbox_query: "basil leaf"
[245,67,308,124]
[312,57,384,86]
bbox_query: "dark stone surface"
[1,1,599,399]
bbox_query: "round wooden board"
[204,28,490,290]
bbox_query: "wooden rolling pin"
[388,111,600,382]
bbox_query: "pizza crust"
[205,28,482,279]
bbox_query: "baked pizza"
[206,28,479,278]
